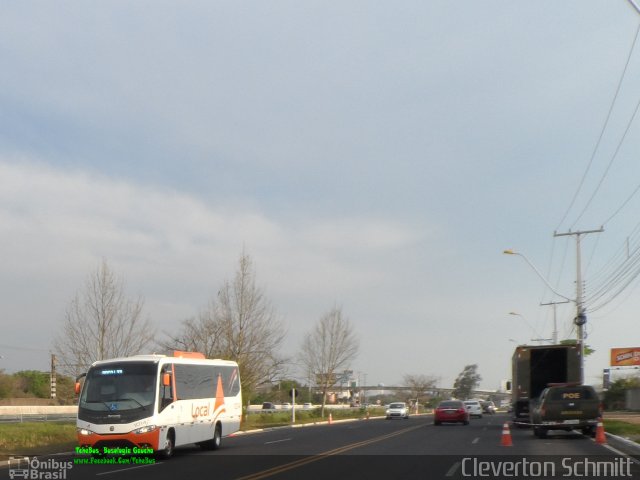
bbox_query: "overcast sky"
[2,1,640,391]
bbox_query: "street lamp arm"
[503,250,575,303]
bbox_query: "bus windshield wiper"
[113,398,147,409]
[81,400,116,410]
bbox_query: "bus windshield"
[79,362,158,424]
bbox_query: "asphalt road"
[7,413,640,480]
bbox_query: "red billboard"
[610,348,640,367]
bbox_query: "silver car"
[386,402,409,419]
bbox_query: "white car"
[463,400,483,418]
[386,402,409,419]
[280,402,292,409]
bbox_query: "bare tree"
[53,259,155,376]
[403,374,438,408]
[161,305,223,357]
[298,306,359,416]
[161,252,287,399]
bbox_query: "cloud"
[0,158,431,372]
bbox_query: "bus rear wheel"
[200,423,222,451]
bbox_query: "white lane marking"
[265,438,292,445]
[446,461,461,477]
[96,463,159,475]
[599,442,640,465]
[472,437,480,444]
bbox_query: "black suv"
[529,384,601,438]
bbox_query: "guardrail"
[0,413,76,423]
[0,406,78,423]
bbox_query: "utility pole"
[540,299,570,344]
[50,354,57,399]
[554,227,604,383]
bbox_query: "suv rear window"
[548,387,595,401]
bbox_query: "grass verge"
[242,407,386,430]
[0,422,77,458]
[603,419,640,442]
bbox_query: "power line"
[555,21,640,231]
[585,247,640,312]
[585,221,640,298]
[602,181,640,226]
[571,91,640,228]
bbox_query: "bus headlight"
[77,428,94,436]
[132,425,157,434]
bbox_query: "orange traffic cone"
[328,413,333,424]
[500,422,513,447]
[595,417,606,444]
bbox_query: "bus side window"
[159,369,174,412]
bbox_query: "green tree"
[603,377,640,410]
[452,364,482,400]
[0,371,12,398]
[276,379,303,404]
[54,375,76,404]
[559,339,595,356]
[14,371,50,398]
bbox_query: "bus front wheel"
[159,431,174,459]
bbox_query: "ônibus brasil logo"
[8,456,73,479]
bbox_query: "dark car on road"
[434,400,470,425]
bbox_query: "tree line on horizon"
[51,252,359,408]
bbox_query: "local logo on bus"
[192,403,211,419]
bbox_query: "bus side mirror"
[75,382,81,395]
[162,373,171,387]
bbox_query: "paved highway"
[12,413,640,479]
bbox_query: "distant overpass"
[343,386,510,400]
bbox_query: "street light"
[508,312,550,344]
[508,311,535,335]
[504,249,574,345]
[503,250,573,303]
[504,248,585,382]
